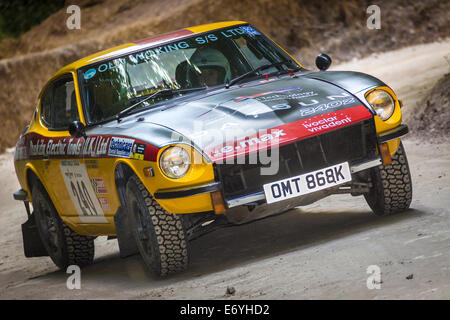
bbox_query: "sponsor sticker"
[108,137,135,158]
[209,129,287,159]
[91,178,108,194]
[130,143,146,160]
[258,91,317,103]
[14,145,28,161]
[85,159,99,169]
[234,87,302,103]
[271,103,291,110]
[98,197,110,212]
[299,97,356,117]
[206,105,372,161]
[28,136,109,158]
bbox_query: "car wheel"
[32,181,95,269]
[125,175,189,277]
[364,142,412,216]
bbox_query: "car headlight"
[365,89,395,121]
[159,146,191,179]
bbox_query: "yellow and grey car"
[13,21,411,277]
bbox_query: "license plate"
[263,162,352,204]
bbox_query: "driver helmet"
[189,47,231,86]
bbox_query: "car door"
[41,74,108,225]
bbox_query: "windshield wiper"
[225,61,293,88]
[276,66,302,76]
[116,86,207,121]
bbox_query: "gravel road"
[0,41,449,299]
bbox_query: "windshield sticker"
[82,26,261,80]
[84,68,96,80]
[221,28,246,38]
[240,26,261,36]
[108,137,135,158]
[84,40,191,79]
[194,34,218,44]
[130,41,190,63]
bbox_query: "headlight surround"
[366,89,395,121]
[159,146,191,179]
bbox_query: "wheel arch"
[113,160,142,206]
[24,164,45,202]
[24,164,67,225]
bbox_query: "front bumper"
[377,124,409,143]
[154,182,221,200]
[153,156,382,206]
[153,123,409,209]
[225,156,382,208]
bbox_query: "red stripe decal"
[206,105,372,162]
[134,29,194,45]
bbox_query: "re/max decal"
[206,105,372,161]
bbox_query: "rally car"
[13,21,412,277]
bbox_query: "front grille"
[216,119,377,200]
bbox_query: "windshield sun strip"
[77,24,252,126]
[77,24,302,125]
[79,23,251,72]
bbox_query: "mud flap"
[114,206,139,258]
[21,213,48,257]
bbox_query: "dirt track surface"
[0,41,449,299]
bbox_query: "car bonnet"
[101,75,374,162]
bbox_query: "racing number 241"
[70,180,97,216]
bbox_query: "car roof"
[52,21,247,79]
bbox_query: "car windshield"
[78,25,300,123]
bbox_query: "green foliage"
[0,0,65,39]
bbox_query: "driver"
[189,47,231,86]
[88,75,130,122]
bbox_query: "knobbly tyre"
[13,21,412,277]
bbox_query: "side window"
[40,84,53,127]
[41,75,80,130]
[52,77,79,129]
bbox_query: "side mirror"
[68,121,87,139]
[315,53,332,71]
